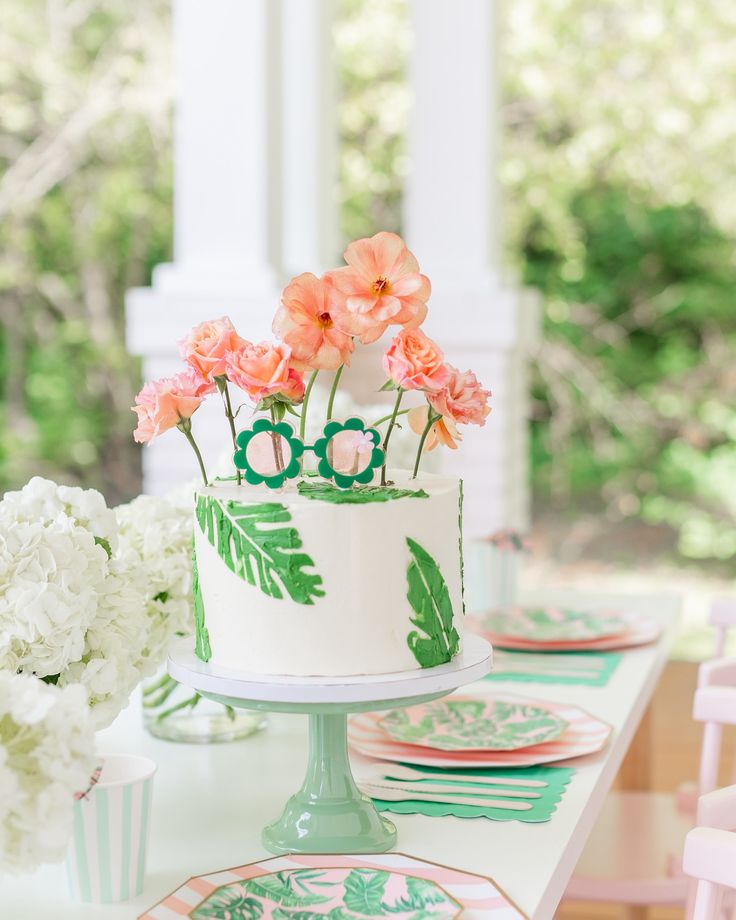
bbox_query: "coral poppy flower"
[326,232,431,344]
[408,405,462,451]
[273,273,354,371]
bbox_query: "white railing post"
[405,0,537,539]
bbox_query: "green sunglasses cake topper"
[233,416,385,491]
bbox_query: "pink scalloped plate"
[467,611,661,652]
[348,693,612,768]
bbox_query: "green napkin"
[372,764,574,822]
[484,650,623,687]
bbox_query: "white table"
[0,589,679,920]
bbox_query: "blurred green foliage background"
[1,0,735,564]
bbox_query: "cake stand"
[168,633,492,855]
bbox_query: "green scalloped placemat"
[372,764,574,822]
[484,650,623,687]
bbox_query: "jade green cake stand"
[168,633,492,856]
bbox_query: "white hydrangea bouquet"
[0,477,155,728]
[0,672,96,873]
[0,477,198,872]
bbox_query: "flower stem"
[155,692,201,723]
[178,420,209,486]
[300,370,319,442]
[142,672,174,696]
[218,378,242,485]
[412,409,440,479]
[270,406,285,472]
[380,388,404,485]
[370,407,411,428]
[326,364,344,420]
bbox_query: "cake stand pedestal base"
[262,712,396,854]
[169,633,492,855]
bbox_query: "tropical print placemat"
[371,765,574,823]
[485,650,623,687]
[139,852,528,919]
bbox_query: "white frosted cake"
[192,471,464,677]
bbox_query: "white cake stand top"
[168,632,492,708]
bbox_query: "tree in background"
[503,0,736,564]
[2,0,736,566]
[0,1,172,503]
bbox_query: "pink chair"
[683,785,736,919]
[709,597,736,657]
[564,655,736,915]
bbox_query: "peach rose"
[273,272,354,371]
[428,365,492,427]
[280,368,306,403]
[382,328,450,392]
[132,369,212,444]
[225,341,295,403]
[179,316,248,382]
[408,405,462,450]
[326,232,431,344]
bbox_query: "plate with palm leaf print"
[139,852,528,920]
[378,696,569,752]
[481,607,626,643]
[188,867,460,919]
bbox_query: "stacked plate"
[467,605,661,652]
[349,692,611,769]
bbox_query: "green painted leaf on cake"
[297,481,429,504]
[192,546,211,662]
[405,537,459,668]
[196,496,324,605]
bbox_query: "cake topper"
[233,416,384,490]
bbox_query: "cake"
[192,471,465,677]
[131,230,491,680]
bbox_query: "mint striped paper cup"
[65,754,157,903]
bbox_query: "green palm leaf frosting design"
[196,495,324,605]
[405,537,460,668]
[297,481,429,504]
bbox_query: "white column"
[405,0,538,541]
[280,0,338,277]
[126,0,338,495]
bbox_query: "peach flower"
[428,365,492,426]
[225,341,296,403]
[326,232,431,344]
[408,406,462,451]
[382,328,450,392]
[280,368,307,403]
[273,273,354,371]
[132,369,212,444]
[179,316,248,382]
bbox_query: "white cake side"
[193,471,464,677]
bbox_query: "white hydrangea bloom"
[58,553,150,728]
[0,517,106,678]
[0,477,164,730]
[1,477,118,552]
[115,494,194,667]
[0,673,96,873]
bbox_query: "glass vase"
[142,671,265,743]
